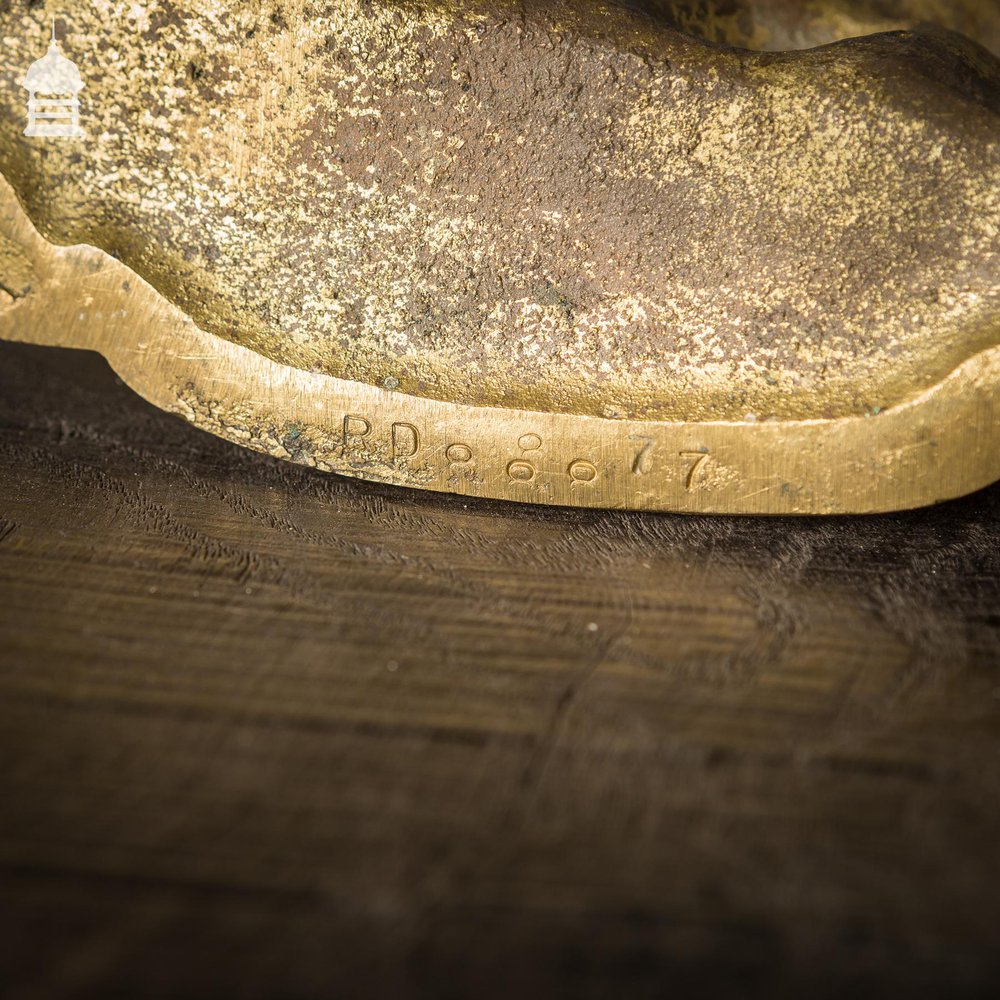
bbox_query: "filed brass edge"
[1,179,997,515]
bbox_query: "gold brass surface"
[0,1,998,513]
[2,175,997,515]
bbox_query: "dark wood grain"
[1,340,999,999]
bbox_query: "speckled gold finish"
[2,170,998,514]
[0,1,997,513]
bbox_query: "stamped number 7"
[680,450,711,490]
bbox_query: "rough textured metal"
[0,1,997,513]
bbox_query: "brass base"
[1,177,997,515]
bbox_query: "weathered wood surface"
[1,340,999,998]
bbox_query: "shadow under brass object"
[0,0,998,514]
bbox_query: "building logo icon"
[22,20,85,139]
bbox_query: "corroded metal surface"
[0,1,997,512]
[2,174,997,514]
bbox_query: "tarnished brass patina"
[640,0,999,56]
[0,1,997,513]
